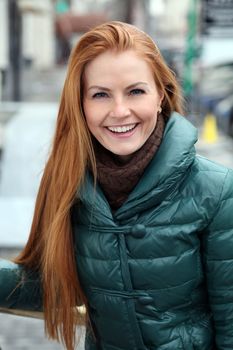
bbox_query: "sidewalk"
[0,314,65,350]
[196,129,233,169]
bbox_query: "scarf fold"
[94,115,166,210]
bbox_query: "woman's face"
[83,50,163,161]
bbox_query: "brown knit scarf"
[94,115,166,210]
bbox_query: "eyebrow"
[87,82,149,91]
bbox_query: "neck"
[93,114,166,210]
[114,154,133,164]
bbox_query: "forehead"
[83,50,154,85]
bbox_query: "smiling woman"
[83,50,164,160]
[1,21,233,350]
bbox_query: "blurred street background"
[0,0,233,349]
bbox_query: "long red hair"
[14,21,183,349]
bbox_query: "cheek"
[84,108,104,139]
[84,99,106,126]
[135,95,159,117]
[85,117,98,136]
[83,102,96,127]
[140,106,158,122]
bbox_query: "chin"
[112,150,135,157]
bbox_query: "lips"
[107,123,137,133]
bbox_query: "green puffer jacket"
[73,113,233,350]
[1,113,233,349]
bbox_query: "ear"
[157,91,164,111]
[159,91,164,106]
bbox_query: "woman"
[1,21,233,350]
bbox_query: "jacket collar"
[78,113,198,222]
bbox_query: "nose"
[109,99,130,118]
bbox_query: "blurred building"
[20,0,55,68]
[148,0,190,50]
[0,0,194,102]
[0,0,9,100]
[0,0,56,101]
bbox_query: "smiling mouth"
[106,123,138,133]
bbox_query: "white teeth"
[107,124,136,133]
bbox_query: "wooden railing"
[0,307,44,319]
[0,306,86,319]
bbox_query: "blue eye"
[130,88,145,95]
[92,92,108,98]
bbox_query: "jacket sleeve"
[0,259,43,311]
[203,169,233,349]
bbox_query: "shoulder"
[191,155,233,191]
[191,154,229,175]
[181,156,233,220]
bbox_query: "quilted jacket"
[1,113,233,350]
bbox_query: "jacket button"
[131,224,146,238]
[138,296,153,305]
